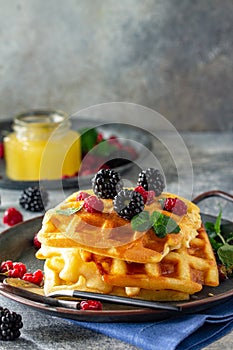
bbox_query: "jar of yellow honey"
[4,110,81,181]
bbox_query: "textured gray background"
[0,0,233,131]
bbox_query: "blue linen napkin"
[69,297,233,350]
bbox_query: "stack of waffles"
[36,189,219,301]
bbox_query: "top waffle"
[37,190,201,264]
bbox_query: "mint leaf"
[154,223,168,238]
[130,210,181,238]
[226,232,233,243]
[214,208,222,235]
[205,208,225,245]
[217,243,233,268]
[166,218,181,234]
[80,127,98,154]
[205,222,215,235]
[150,211,161,224]
[150,211,180,238]
[205,209,233,278]
[56,205,83,216]
[131,211,151,232]
[209,237,223,251]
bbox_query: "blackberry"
[19,186,48,212]
[0,307,23,341]
[137,168,165,196]
[92,169,123,199]
[113,189,144,220]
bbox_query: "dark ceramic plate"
[0,214,233,322]
[0,118,152,190]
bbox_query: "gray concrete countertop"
[0,131,232,349]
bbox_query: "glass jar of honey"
[4,110,81,181]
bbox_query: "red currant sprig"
[0,260,43,286]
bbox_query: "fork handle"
[71,290,181,311]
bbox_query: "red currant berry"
[76,191,90,201]
[80,300,102,310]
[134,186,148,203]
[83,196,104,213]
[0,260,13,273]
[146,190,155,204]
[33,233,41,249]
[22,269,43,285]
[22,272,33,282]
[3,207,23,226]
[96,133,104,143]
[8,268,21,278]
[32,269,44,285]
[134,186,155,205]
[108,136,123,148]
[12,262,27,278]
[162,197,187,216]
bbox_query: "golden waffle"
[36,225,219,300]
[37,191,201,264]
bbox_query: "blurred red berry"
[33,233,41,249]
[108,136,122,148]
[62,172,78,179]
[3,207,23,226]
[83,196,104,213]
[146,191,155,204]
[97,133,104,143]
[0,142,4,158]
[76,191,90,201]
